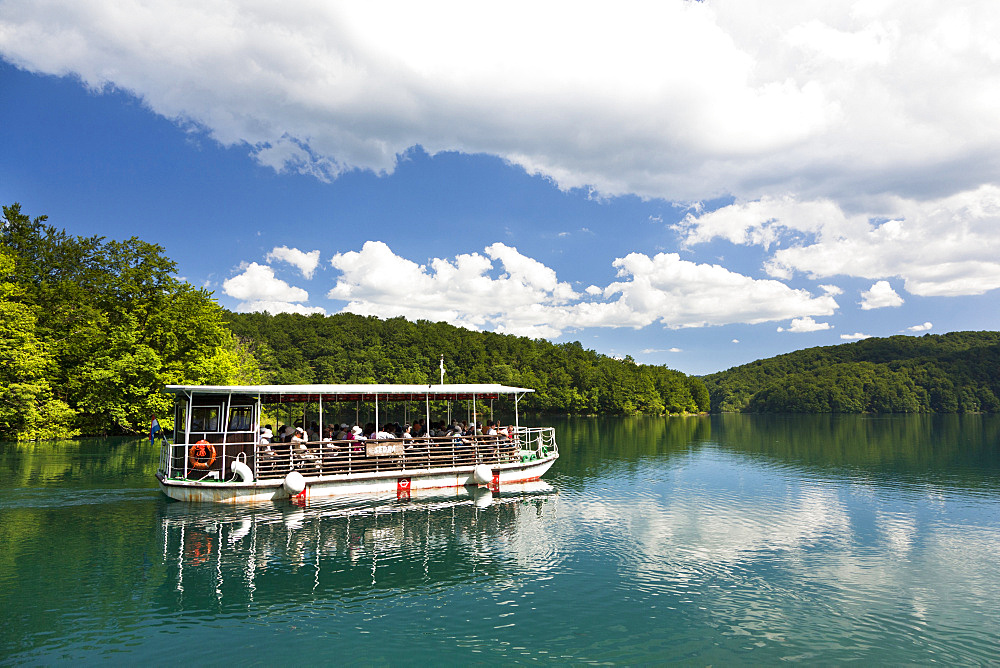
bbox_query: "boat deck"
[160,429,556,482]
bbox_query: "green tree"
[0,244,78,439]
[2,202,264,436]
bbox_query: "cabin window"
[228,405,254,432]
[191,406,221,432]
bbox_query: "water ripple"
[5,420,1000,664]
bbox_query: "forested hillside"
[0,204,259,440]
[1,202,707,440]
[7,199,993,435]
[224,311,709,415]
[703,332,1000,413]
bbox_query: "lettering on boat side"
[367,442,406,457]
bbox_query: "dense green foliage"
[8,199,996,431]
[0,204,260,439]
[224,312,709,415]
[704,332,1000,413]
[1,202,706,438]
[0,244,76,439]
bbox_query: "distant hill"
[703,331,1000,413]
[224,311,709,415]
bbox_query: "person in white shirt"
[291,427,319,466]
[258,426,274,453]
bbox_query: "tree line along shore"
[0,203,706,440]
[3,203,998,441]
[703,331,1000,414]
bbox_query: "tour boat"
[155,383,558,504]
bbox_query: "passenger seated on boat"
[498,425,518,458]
[375,423,396,439]
[350,425,366,452]
[291,427,319,467]
[258,426,274,453]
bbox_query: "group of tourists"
[257,418,510,450]
[249,416,521,474]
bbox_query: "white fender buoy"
[231,460,254,483]
[473,464,493,485]
[283,470,305,495]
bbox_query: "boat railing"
[158,427,557,482]
[513,426,557,461]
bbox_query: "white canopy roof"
[164,383,533,402]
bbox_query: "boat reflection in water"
[159,481,558,602]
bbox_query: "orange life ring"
[189,440,217,469]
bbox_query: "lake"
[2,415,999,665]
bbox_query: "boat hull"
[157,454,557,504]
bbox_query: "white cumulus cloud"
[266,246,321,279]
[777,316,831,333]
[679,186,1000,298]
[1,0,998,207]
[223,262,325,315]
[233,300,327,316]
[907,321,933,332]
[860,281,904,310]
[579,253,839,330]
[840,332,870,340]
[326,241,839,337]
[4,0,997,329]
[327,241,579,338]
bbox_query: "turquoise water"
[2,415,999,665]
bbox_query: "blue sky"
[3,1,1000,375]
